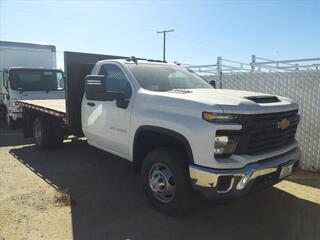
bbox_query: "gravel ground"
[0,121,319,240]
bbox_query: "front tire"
[141,148,192,215]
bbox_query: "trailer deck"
[17,99,66,118]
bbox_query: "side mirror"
[85,75,106,101]
[2,69,9,91]
[4,79,8,90]
[209,80,216,88]
[85,75,127,107]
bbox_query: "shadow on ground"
[8,138,320,240]
[287,169,320,189]
[0,120,33,147]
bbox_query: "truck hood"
[154,88,298,114]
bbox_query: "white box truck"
[17,52,300,215]
[0,40,64,128]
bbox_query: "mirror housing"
[85,75,127,106]
[209,80,216,88]
[2,68,8,90]
[85,75,106,101]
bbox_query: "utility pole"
[157,29,174,62]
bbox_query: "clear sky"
[0,0,319,68]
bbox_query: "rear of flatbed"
[17,99,67,150]
[17,99,66,119]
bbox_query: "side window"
[99,64,132,98]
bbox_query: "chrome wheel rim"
[148,163,176,203]
[34,121,43,146]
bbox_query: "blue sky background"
[0,0,319,68]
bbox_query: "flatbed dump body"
[17,99,66,118]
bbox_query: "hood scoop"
[245,96,280,103]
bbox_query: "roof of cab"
[7,67,61,71]
[0,40,56,52]
[95,58,176,67]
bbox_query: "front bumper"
[8,111,23,120]
[189,147,300,199]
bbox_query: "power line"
[157,29,174,62]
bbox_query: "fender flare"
[133,125,194,164]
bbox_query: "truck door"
[82,63,133,159]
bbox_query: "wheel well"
[133,127,193,172]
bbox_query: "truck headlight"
[214,135,238,157]
[202,112,239,122]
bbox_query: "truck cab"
[0,40,64,128]
[1,67,64,127]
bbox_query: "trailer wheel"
[33,117,53,150]
[141,147,192,215]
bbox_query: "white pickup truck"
[18,52,300,214]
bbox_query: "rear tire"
[141,147,192,215]
[33,117,53,150]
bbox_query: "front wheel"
[141,148,192,215]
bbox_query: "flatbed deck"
[17,99,66,118]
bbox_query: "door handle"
[87,102,95,107]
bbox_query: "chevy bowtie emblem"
[278,119,290,130]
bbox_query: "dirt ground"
[0,121,319,240]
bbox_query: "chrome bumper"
[189,148,300,197]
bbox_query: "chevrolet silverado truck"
[17,51,300,214]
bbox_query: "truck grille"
[234,110,300,155]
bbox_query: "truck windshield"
[127,63,212,91]
[9,69,64,92]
